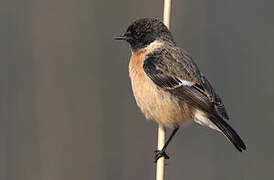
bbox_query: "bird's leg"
[154,127,179,163]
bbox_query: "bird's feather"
[143,47,229,121]
[142,47,246,151]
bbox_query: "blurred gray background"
[1,0,273,179]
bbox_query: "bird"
[115,18,246,162]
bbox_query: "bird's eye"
[135,31,141,38]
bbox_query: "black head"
[115,18,175,51]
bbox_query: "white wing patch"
[173,79,194,88]
[194,110,220,131]
[179,79,195,86]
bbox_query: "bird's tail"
[209,116,246,152]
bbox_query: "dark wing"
[143,49,246,152]
[200,73,229,120]
[143,48,229,119]
[143,58,183,89]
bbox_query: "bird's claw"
[154,149,169,163]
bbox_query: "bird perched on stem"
[115,18,246,162]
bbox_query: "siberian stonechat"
[115,18,246,162]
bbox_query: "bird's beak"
[114,35,128,40]
[114,32,131,41]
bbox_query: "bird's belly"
[129,70,192,128]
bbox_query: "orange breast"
[128,49,192,128]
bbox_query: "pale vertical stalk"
[163,0,171,28]
[156,125,166,180]
[156,1,172,180]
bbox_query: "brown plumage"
[115,18,246,161]
[129,41,193,128]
